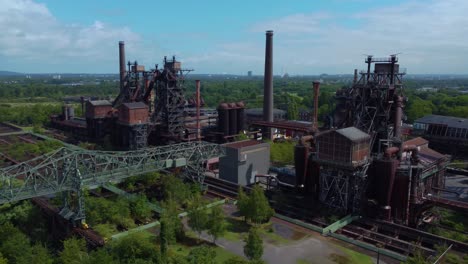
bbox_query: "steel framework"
[152,56,190,142]
[0,141,224,224]
[319,163,370,213]
[322,55,404,213]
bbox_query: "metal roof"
[122,102,148,109]
[415,115,468,129]
[224,140,264,149]
[87,100,111,106]
[245,108,286,116]
[336,127,370,142]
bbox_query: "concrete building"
[219,140,270,186]
[413,114,468,154]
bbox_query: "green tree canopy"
[243,227,263,261]
[207,205,227,243]
[187,194,209,238]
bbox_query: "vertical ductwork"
[312,81,320,131]
[394,95,403,139]
[263,30,274,139]
[119,41,126,93]
[195,80,201,140]
[263,32,274,120]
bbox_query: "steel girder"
[0,141,225,205]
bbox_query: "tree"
[86,248,115,264]
[60,238,89,264]
[159,220,168,261]
[130,194,152,221]
[207,205,227,243]
[187,194,209,239]
[111,232,159,263]
[248,185,274,225]
[287,94,299,120]
[160,198,183,244]
[243,228,263,261]
[237,187,250,222]
[187,246,217,264]
[223,256,249,264]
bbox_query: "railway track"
[202,176,468,258]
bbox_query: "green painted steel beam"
[329,233,407,262]
[0,141,225,204]
[322,214,361,235]
[111,221,161,240]
[274,213,406,262]
[274,213,324,233]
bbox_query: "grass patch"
[334,245,373,264]
[169,232,240,262]
[93,223,118,239]
[296,259,311,264]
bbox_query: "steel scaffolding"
[0,141,224,224]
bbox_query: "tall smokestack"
[353,69,358,84]
[312,81,320,131]
[119,41,126,93]
[263,30,274,138]
[195,80,201,140]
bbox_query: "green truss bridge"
[0,141,224,224]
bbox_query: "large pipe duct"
[263,30,274,138]
[119,41,126,93]
[312,81,320,131]
[394,95,403,139]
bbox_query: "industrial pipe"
[384,147,399,158]
[196,80,201,140]
[119,41,126,93]
[403,145,420,163]
[312,81,320,131]
[394,95,403,139]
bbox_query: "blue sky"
[1,0,467,74]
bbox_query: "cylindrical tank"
[62,105,69,121]
[236,102,245,132]
[217,103,229,135]
[228,103,238,135]
[294,144,307,187]
[67,106,75,120]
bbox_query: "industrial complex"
[1,29,467,262]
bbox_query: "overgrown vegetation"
[268,140,295,166]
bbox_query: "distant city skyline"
[1,0,467,74]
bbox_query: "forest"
[1,75,467,128]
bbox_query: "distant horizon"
[2,70,468,77]
[1,0,468,74]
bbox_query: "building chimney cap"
[266,30,274,35]
[119,41,125,44]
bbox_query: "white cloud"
[1,0,468,74]
[192,0,468,74]
[0,0,150,72]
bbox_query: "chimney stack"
[119,41,126,93]
[195,80,201,140]
[263,30,274,138]
[353,69,358,84]
[312,81,320,131]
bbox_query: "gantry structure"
[0,141,224,225]
[321,55,406,213]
